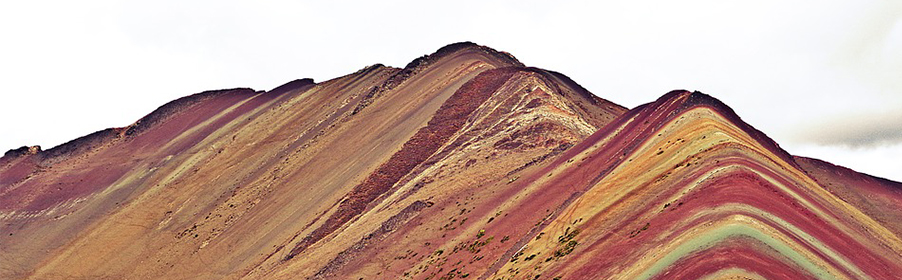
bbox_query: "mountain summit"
[2,42,900,279]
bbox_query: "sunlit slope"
[0,64,396,279]
[0,43,625,279]
[262,66,624,279]
[487,91,902,279]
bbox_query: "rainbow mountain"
[2,42,901,279]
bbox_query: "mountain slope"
[0,43,625,279]
[485,91,902,279]
[1,43,899,280]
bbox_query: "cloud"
[793,110,902,148]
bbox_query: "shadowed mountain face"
[0,43,899,280]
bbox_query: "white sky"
[1,0,900,182]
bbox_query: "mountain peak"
[401,41,524,72]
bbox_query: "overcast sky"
[1,0,900,182]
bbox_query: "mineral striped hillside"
[1,43,900,279]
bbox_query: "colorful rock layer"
[1,43,900,280]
